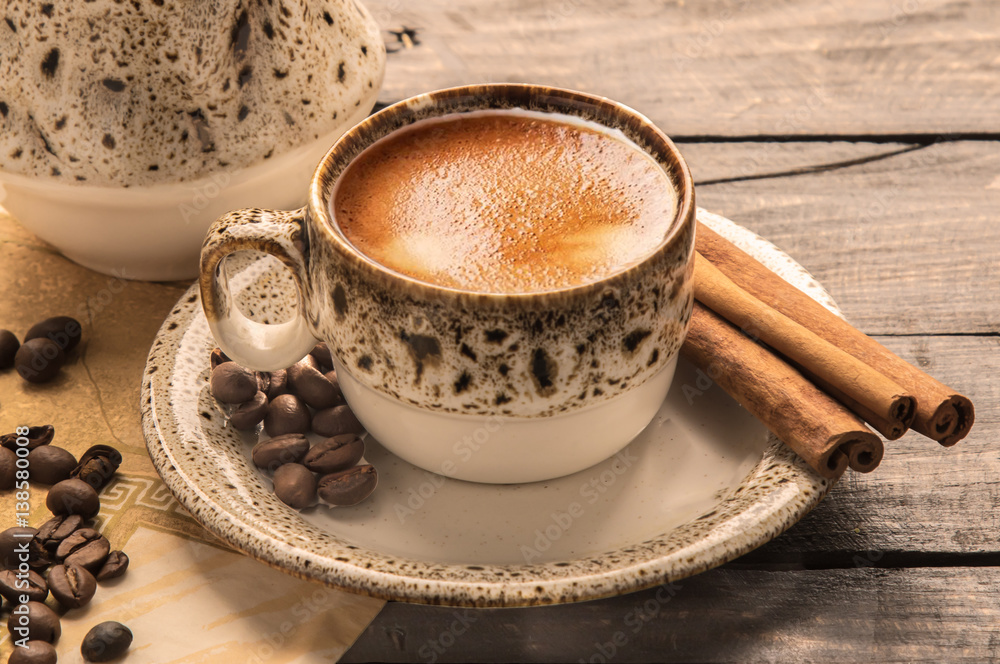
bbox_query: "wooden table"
[1,0,997,661]
[343,0,1000,660]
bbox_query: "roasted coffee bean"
[0,446,15,490]
[272,463,317,509]
[210,362,259,403]
[81,621,133,662]
[303,434,365,474]
[2,424,55,452]
[310,342,334,372]
[7,601,61,643]
[210,347,231,369]
[287,359,343,409]
[14,337,66,383]
[266,368,289,398]
[47,478,101,518]
[96,550,129,581]
[312,404,365,438]
[251,433,310,471]
[57,528,110,574]
[0,328,19,369]
[25,315,83,352]
[9,639,58,664]
[317,464,378,506]
[33,514,84,563]
[28,445,78,485]
[0,568,47,603]
[1,527,38,569]
[48,562,97,609]
[230,391,269,431]
[71,444,122,492]
[264,394,311,436]
[256,370,271,394]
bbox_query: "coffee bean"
[317,464,378,506]
[96,550,129,581]
[1,527,38,569]
[229,390,268,431]
[14,338,66,383]
[28,445,78,485]
[32,514,85,569]
[303,434,365,474]
[211,362,260,403]
[47,478,101,518]
[272,463,317,509]
[256,370,271,393]
[71,444,122,492]
[312,404,365,437]
[2,424,55,452]
[25,315,83,352]
[8,640,57,664]
[310,342,334,372]
[7,601,61,643]
[81,621,133,662]
[287,359,343,409]
[251,433,310,472]
[0,447,15,490]
[57,528,110,574]
[0,568,47,603]
[48,563,97,609]
[210,347,231,369]
[264,394,311,436]
[266,368,289,398]
[0,329,19,369]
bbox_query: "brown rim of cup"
[308,83,695,303]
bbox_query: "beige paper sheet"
[0,209,385,661]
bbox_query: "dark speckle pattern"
[302,85,696,417]
[143,209,837,607]
[0,0,385,186]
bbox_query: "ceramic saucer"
[141,209,839,607]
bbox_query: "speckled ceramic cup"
[200,84,695,483]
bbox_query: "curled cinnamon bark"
[696,221,974,446]
[682,304,883,479]
[694,253,917,439]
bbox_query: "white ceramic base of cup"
[0,89,377,282]
[336,354,679,484]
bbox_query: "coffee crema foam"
[333,110,678,294]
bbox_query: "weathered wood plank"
[744,334,1000,562]
[679,141,914,185]
[686,140,1000,335]
[342,566,1000,663]
[367,0,1000,136]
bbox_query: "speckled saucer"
[141,209,841,607]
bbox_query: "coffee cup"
[200,84,695,483]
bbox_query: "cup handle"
[199,207,319,371]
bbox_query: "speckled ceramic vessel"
[0,0,386,280]
[200,84,696,483]
[143,209,838,607]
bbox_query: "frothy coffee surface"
[333,111,677,293]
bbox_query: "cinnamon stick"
[681,303,884,479]
[696,221,975,446]
[693,253,917,439]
